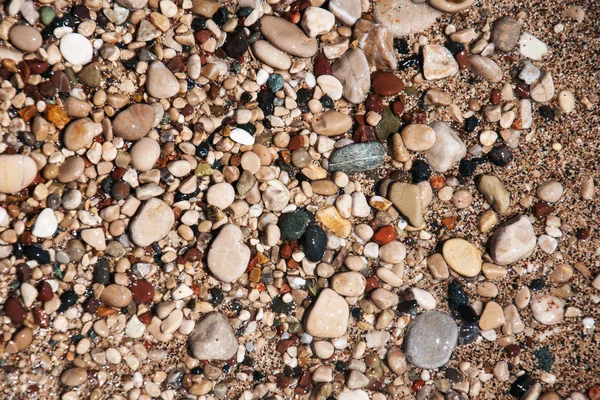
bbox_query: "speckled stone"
[405,311,458,369]
[328,142,386,174]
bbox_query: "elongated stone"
[260,15,318,58]
[328,142,386,174]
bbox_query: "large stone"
[207,224,251,283]
[305,288,349,338]
[0,154,37,194]
[328,0,361,26]
[422,45,458,80]
[328,142,386,174]
[112,104,156,141]
[353,19,397,71]
[374,0,442,37]
[469,55,503,82]
[252,40,292,70]
[425,122,466,172]
[146,62,180,99]
[388,182,423,228]
[260,15,318,58]
[129,198,175,247]
[491,16,521,52]
[442,238,482,278]
[63,118,101,151]
[530,71,555,103]
[405,311,457,369]
[490,215,536,265]
[188,312,238,360]
[332,49,371,104]
[312,110,353,136]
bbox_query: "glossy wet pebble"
[405,311,458,369]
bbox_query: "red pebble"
[491,89,502,105]
[130,280,155,303]
[455,49,469,70]
[313,54,332,77]
[366,94,384,114]
[391,101,405,116]
[412,380,425,391]
[37,281,53,302]
[372,225,397,245]
[353,125,376,143]
[5,297,27,325]
[371,71,405,96]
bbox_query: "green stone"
[328,141,386,174]
[77,62,102,88]
[40,6,56,26]
[375,106,401,141]
[267,74,284,92]
[279,210,309,240]
[195,163,213,177]
[404,86,419,97]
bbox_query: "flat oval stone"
[305,288,349,338]
[374,0,442,37]
[100,284,133,308]
[530,295,564,325]
[60,367,88,387]
[427,0,475,13]
[332,272,367,297]
[537,180,563,203]
[206,182,235,209]
[130,138,161,172]
[311,110,353,136]
[401,124,436,151]
[260,15,318,58]
[405,311,457,369]
[207,224,251,283]
[328,142,386,174]
[58,156,85,183]
[252,40,292,70]
[60,33,93,65]
[0,154,37,193]
[9,25,43,52]
[129,198,175,247]
[491,16,521,52]
[113,104,156,141]
[303,225,327,262]
[469,55,503,82]
[63,118,101,151]
[146,61,180,99]
[371,72,405,96]
[442,238,482,277]
[280,210,310,240]
[188,312,238,360]
[490,215,536,265]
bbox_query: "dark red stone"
[372,225,397,245]
[491,89,502,105]
[391,101,405,117]
[16,263,30,282]
[26,59,49,74]
[131,280,155,303]
[288,135,304,151]
[505,344,521,357]
[37,281,53,302]
[5,297,27,325]
[532,202,553,219]
[313,54,332,77]
[371,72,405,96]
[195,30,212,44]
[515,83,530,99]
[33,307,49,327]
[184,247,202,261]
[366,94,383,114]
[84,296,99,314]
[353,125,376,143]
[456,50,468,70]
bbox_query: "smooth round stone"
[468,55,503,83]
[490,215,536,265]
[401,124,436,151]
[188,312,238,360]
[280,210,310,240]
[379,241,406,264]
[229,128,255,146]
[558,90,575,113]
[303,225,327,262]
[63,118,101,151]
[112,104,156,141]
[331,271,367,297]
[537,181,563,203]
[58,156,85,183]
[99,284,132,308]
[240,151,261,174]
[371,72,405,96]
[442,238,482,277]
[130,280,154,303]
[60,367,88,387]
[427,0,475,12]
[117,0,148,8]
[146,62,180,99]
[491,16,521,52]
[9,25,43,52]
[207,224,251,283]
[530,295,564,325]
[301,7,335,37]
[252,40,292,70]
[305,288,349,338]
[167,160,191,177]
[5,297,27,324]
[260,15,318,58]
[405,311,458,369]
[0,154,37,193]
[63,97,92,118]
[129,198,175,247]
[206,182,235,209]
[311,110,353,137]
[32,208,58,238]
[60,33,93,65]
[130,138,160,172]
[479,301,505,330]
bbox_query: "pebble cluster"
[0,0,599,399]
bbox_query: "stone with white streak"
[353,19,397,71]
[530,71,555,103]
[374,0,442,37]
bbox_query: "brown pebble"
[130,280,155,303]
[5,297,27,325]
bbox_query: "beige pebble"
[479,301,505,330]
[442,238,482,277]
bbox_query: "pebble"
[427,0,475,12]
[371,71,405,96]
[207,182,235,209]
[405,311,458,369]
[0,154,37,194]
[519,60,541,85]
[63,118,101,151]
[374,0,441,37]
[303,225,327,262]
[146,62,180,99]
[328,0,362,26]
[252,40,291,70]
[9,25,43,52]
[469,55,503,82]
[519,32,548,60]
[530,295,564,325]
[60,33,93,65]
[479,301,505,330]
[338,390,369,400]
[530,71,555,103]
[491,16,521,52]
[305,288,349,338]
[442,238,482,277]
[332,49,371,104]
[558,90,575,113]
[424,89,452,106]
[280,211,310,240]
[537,180,563,203]
[401,124,436,151]
[100,284,132,308]
[388,182,423,227]
[129,198,175,247]
[422,44,459,80]
[566,5,585,21]
[490,215,537,265]
[229,128,255,146]
[60,368,88,387]
[312,110,353,136]
[317,75,344,100]
[207,224,251,282]
[354,19,397,71]
[477,175,510,214]
[130,138,161,172]
[328,142,386,174]
[5,297,27,325]
[379,241,406,264]
[112,104,156,141]
[301,7,335,38]
[31,208,58,238]
[331,272,367,297]
[188,312,238,360]
[260,15,318,58]
[425,122,466,172]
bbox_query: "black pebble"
[539,105,555,121]
[396,300,418,315]
[93,258,110,285]
[195,142,209,158]
[530,278,545,291]
[257,91,275,116]
[458,304,479,322]
[448,280,469,311]
[458,322,479,345]
[399,55,421,70]
[24,245,51,264]
[58,290,78,313]
[445,41,464,56]
[487,144,513,167]
[212,7,229,26]
[303,225,327,262]
[320,95,334,109]
[393,38,410,54]
[223,29,249,59]
[459,159,478,177]
[510,374,534,398]
[271,297,293,313]
[464,116,479,133]
[410,159,431,183]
